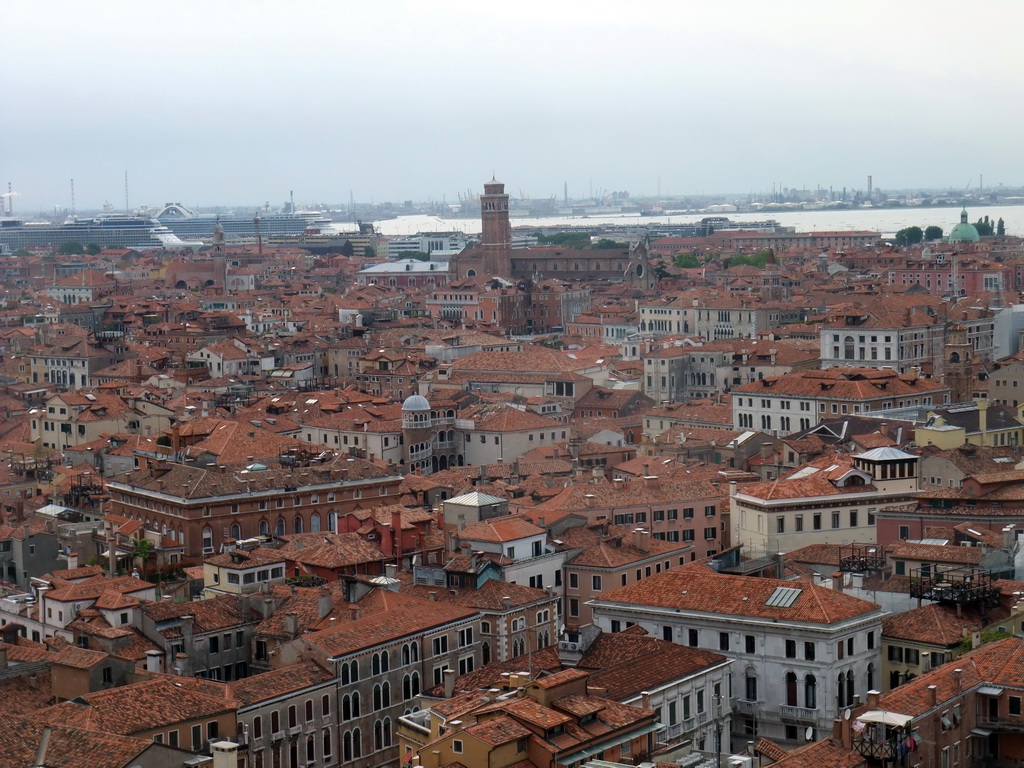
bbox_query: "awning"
[856,711,913,727]
[978,686,1004,696]
[971,728,993,737]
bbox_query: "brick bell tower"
[480,179,512,278]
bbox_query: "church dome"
[401,394,430,411]
[947,208,980,244]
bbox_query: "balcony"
[977,717,1024,733]
[733,699,759,714]
[852,737,898,761]
[779,705,818,723]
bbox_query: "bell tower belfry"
[943,323,973,403]
[480,180,512,278]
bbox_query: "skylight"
[765,586,802,608]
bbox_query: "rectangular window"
[191,725,202,751]
[1010,696,1022,716]
[592,575,602,591]
[795,515,803,532]
[804,641,815,661]
[569,573,578,589]
[569,599,579,617]
[813,513,822,530]
[688,629,699,647]
[776,516,785,534]
[719,632,730,651]
[831,512,841,529]
[785,639,796,658]
[745,635,755,653]
[431,636,449,656]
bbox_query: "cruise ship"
[0,214,202,251]
[149,203,332,241]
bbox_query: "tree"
[727,250,773,269]
[674,253,701,268]
[57,241,84,255]
[924,225,943,241]
[11,248,31,259]
[397,250,430,261]
[363,246,375,258]
[535,231,592,249]
[592,238,623,249]
[85,242,102,255]
[894,226,924,246]
[997,218,1006,237]
[975,217,994,236]
[131,537,154,575]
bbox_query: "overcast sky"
[3,0,1022,213]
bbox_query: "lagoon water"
[333,204,1024,240]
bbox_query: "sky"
[3,0,1023,213]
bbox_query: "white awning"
[857,711,913,727]
[972,728,993,737]
[978,686,1004,696]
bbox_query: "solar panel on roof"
[765,586,802,607]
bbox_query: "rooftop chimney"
[283,611,298,636]
[318,589,332,620]
[927,684,938,706]
[211,741,240,768]
[443,668,456,698]
[145,649,162,673]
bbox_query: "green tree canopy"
[592,238,624,249]
[895,226,924,246]
[534,231,592,249]
[727,250,774,269]
[397,250,430,261]
[57,241,84,255]
[997,218,1006,236]
[363,246,376,258]
[85,242,102,255]
[975,216,994,236]
[924,225,943,241]
[11,248,31,259]
[674,253,701,268]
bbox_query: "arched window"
[805,675,817,709]
[482,641,490,665]
[322,694,330,717]
[867,663,875,692]
[310,513,321,532]
[374,720,384,751]
[305,700,313,722]
[403,674,411,701]
[837,673,846,709]
[343,732,352,762]
[381,651,389,673]
[202,526,213,552]
[351,691,360,717]
[328,511,337,532]
[382,681,390,708]
[352,728,362,758]
[305,735,315,763]
[259,519,270,536]
[372,655,380,676]
[275,518,285,536]
[294,516,303,534]
[383,718,392,747]
[844,336,855,360]
[230,523,241,541]
[373,684,382,711]
[349,660,359,682]
[402,644,410,666]
[253,716,263,738]
[846,670,855,706]
[322,730,331,759]
[786,672,798,706]
[411,671,419,697]
[343,695,352,721]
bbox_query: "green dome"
[947,207,980,244]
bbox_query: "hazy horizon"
[4,0,1023,213]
